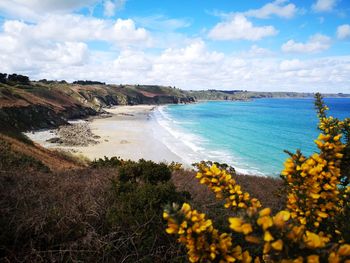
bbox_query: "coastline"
[25,105,185,165]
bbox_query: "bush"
[91,156,123,168]
[104,159,189,261]
[164,93,350,262]
[118,159,171,184]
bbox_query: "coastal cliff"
[0,75,195,132]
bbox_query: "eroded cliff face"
[0,105,98,131]
[0,82,195,131]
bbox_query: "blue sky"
[0,0,349,92]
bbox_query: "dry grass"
[172,169,285,213]
[0,133,285,262]
[0,134,82,171]
[0,168,113,262]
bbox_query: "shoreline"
[24,103,264,174]
[25,105,186,166]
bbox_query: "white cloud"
[280,59,305,71]
[244,0,298,19]
[1,37,349,93]
[208,14,278,41]
[337,24,350,40]
[0,0,98,21]
[312,0,338,12]
[281,34,331,53]
[103,0,126,17]
[1,15,151,47]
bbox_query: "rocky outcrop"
[47,123,100,146]
[0,104,97,132]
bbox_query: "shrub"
[118,158,171,184]
[164,93,350,262]
[91,156,123,168]
[105,159,189,261]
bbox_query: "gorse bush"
[106,159,189,261]
[164,93,350,262]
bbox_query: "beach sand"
[25,105,184,164]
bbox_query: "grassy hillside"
[0,132,283,262]
[0,75,195,132]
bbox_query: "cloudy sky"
[0,0,349,92]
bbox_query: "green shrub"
[91,156,123,168]
[118,159,171,184]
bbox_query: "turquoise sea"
[153,98,350,177]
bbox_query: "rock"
[54,123,100,147]
[46,137,63,144]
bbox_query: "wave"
[151,106,266,176]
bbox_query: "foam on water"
[152,106,263,175]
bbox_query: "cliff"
[0,80,194,132]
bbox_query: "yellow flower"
[257,216,273,230]
[273,210,290,228]
[338,244,350,256]
[210,164,221,175]
[328,252,340,263]
[229,217,243,232]
[307,255,319,263]
[181,203,191,214]
[245,235,260,244]
[259,208,271,217]
[271,239,283,251]
[189,254,200,263]
[316,211,328,218]
[310,193,320,199]
[224,255,237,262]
[163,211,169,219]
[303,231,326,249]
[242,250,252,263]
[241,223,253,235]
[166,223,178,234]
[264,231,274,242]
[263,242,271,254]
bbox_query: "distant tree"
[0,73,7,83]
[7,74,30,84]
[73,80,105,85]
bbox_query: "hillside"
[187,89,350,101]
[0,74,194,132]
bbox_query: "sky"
[0,0,349,92]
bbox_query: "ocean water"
[153,98,350,177]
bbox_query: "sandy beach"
[25,105,184,164]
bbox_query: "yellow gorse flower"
[164,94,350,262]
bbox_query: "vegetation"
[0,157,189,261]
[0,141,284,262]
[164,93,350,262]
[0,137,49,172]
[0,73,29,84]
[73,80,106,85]
[1,75,349,262]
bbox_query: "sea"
[152,98,350,177]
